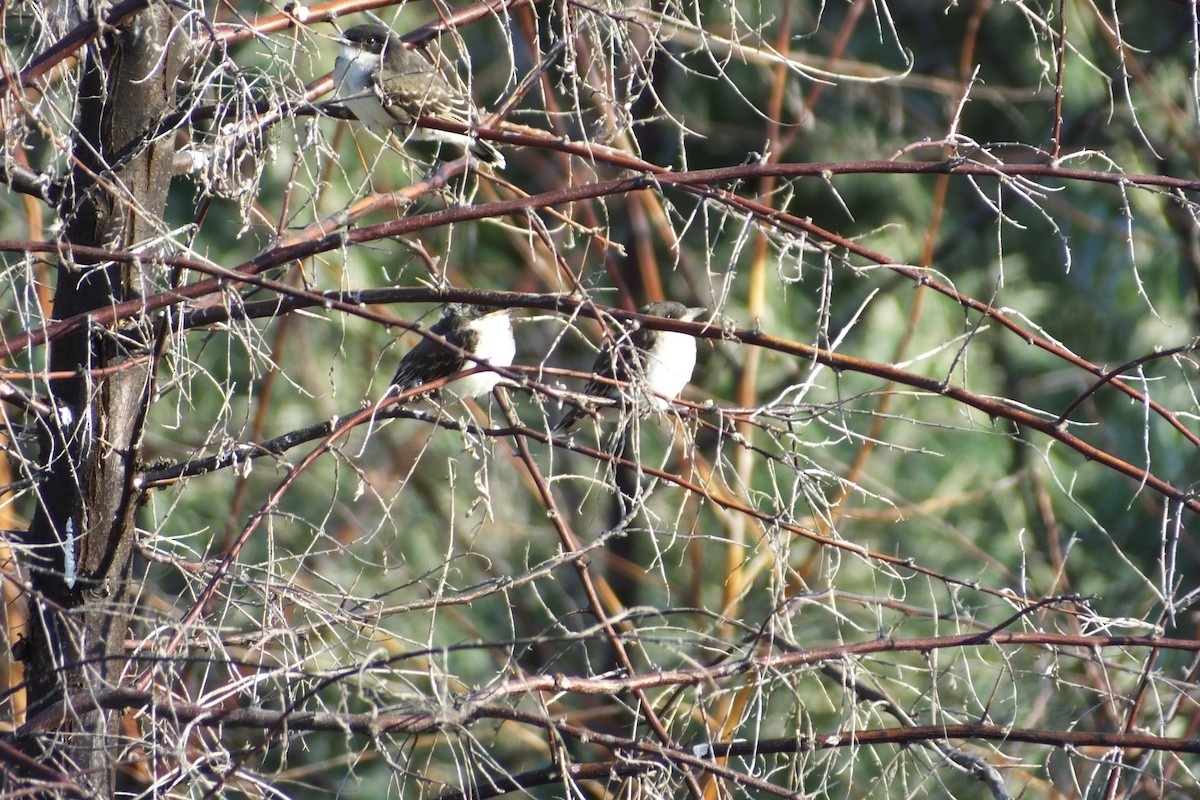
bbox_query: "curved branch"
[16,683,1199,794]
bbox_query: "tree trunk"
[17,5,183,793]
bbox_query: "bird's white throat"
[333,49,396,131]
[447,312,515,401]
[470,312,516,364]
[642,330,697,409]
[334,47,381,90]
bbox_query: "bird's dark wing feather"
[578,335,640,398]
[553,328,651,431]
[390,323,469,391]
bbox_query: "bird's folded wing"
[379,50,473,124]
[391,336,466,390]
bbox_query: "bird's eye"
[472,304,491,316]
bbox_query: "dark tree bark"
[16,5,184,793]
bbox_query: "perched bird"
[553,301,706,433]
[391,304,515,400]
[332,22,505,167]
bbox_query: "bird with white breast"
[390,304,515,402]
[332,23,505,168]
[553,301,706,433]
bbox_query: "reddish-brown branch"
[2,157,1196,361]
[475,629,1200,701]
[0,158,1180,369]
[20,661,1200,750]
[206,0,537,47]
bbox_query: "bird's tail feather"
[469,137,505,169]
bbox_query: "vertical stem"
[18,5,183,793]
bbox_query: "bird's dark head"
[639,301,706,323]
[339,23,396,56]
[445,303,510,322]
